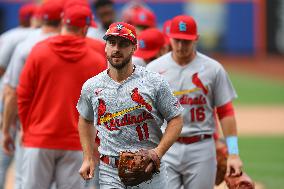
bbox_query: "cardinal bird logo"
[97,99,106,125]
[131,88,152,111]
[192,73,208,95]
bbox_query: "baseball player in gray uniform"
[147,15,243,189]
[0,4,36,189]
[77,22,184,189]
[0,24,31,189]
[1,2,62,188]
[0,26,32,189]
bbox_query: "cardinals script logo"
[97,88,153,131]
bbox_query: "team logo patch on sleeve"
[174,100,181,108]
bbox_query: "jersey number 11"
[136,123,149,141]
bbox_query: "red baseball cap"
[103,22,137,44]
[134,28,165,60]
[163,19,172,37]
[41,1,63,21]
[169,15,198,40]
[63,5,97,28]
[131,7,156,27]
[19,4,36,22]
[32,5,42,19]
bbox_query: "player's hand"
[226,154,243,177]
[1,133,15,155]
[145,161,154,173]
[79,158,95,180]
[145,148,161,173]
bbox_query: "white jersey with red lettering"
[147,51,237,136]
[77,65,183,157]
[147,51,237,189]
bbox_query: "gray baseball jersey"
[77,66,183,157]
[0,27,33,70]
[147,52,237,137]
[0,27,33,115]
[3,29,57,88]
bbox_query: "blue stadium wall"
[0,0,257,55]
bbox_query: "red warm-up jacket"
[17,35,107,150]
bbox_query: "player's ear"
[82,26,89,36]
[133,45,137,52]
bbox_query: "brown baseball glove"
[215,139,228,185]
[118,149,160,186]
[225,172,255,189]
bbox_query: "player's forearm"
[17,81,35,126]
[155,115,183,158]
[2,85,17,134]
[220,116,238,137]
[78,116,96,161]
[220,116,241,156]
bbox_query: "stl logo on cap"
[139,40,146,49]
[169,15,198,40]
[179,21,187,32]
[166,26,170,34]
[139,13,146,21]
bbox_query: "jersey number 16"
[190,107,205,122]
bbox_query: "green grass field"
[229,73,284,105]
[239,136,284,189]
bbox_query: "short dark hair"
[19,20,30,27]
[64,24,81,33]
[93,0,113,10]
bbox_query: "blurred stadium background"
[1,0,283,189]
